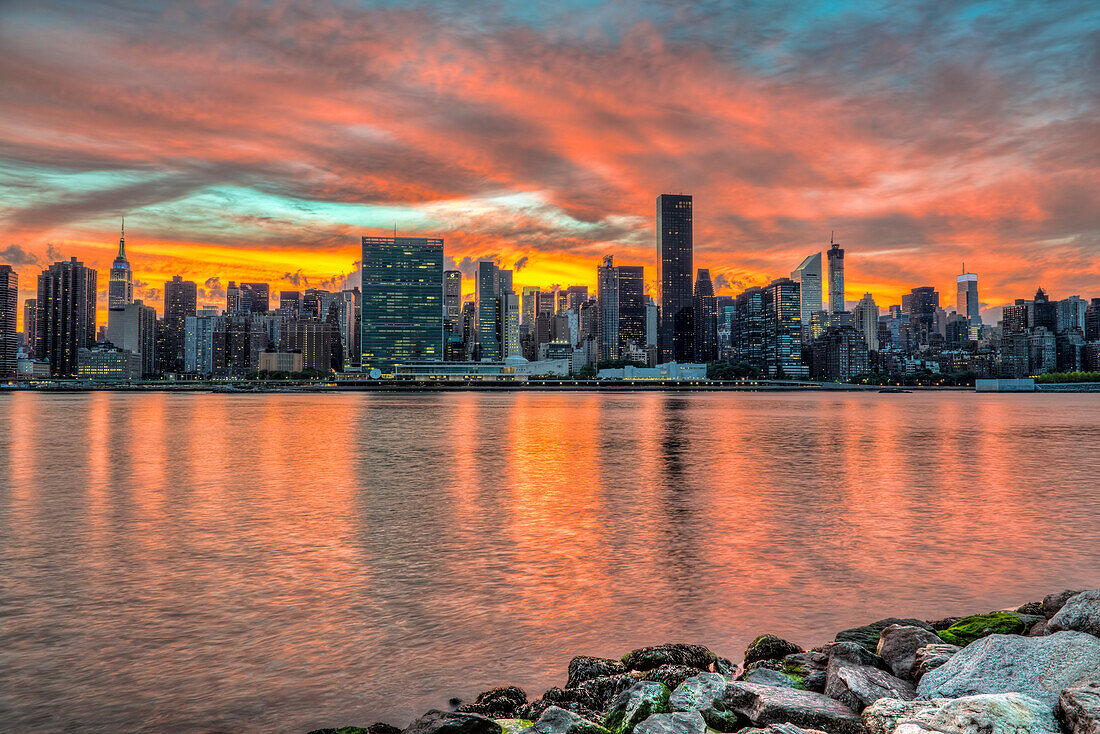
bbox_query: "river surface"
[1,391,1099,732]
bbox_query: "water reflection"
[0,391,1099,733]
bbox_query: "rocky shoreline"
[311,588,1100,734]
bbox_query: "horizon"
[3,1,1100,328]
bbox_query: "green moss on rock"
[937,612,1028,646]
[495,719,535,734]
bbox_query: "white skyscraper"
[791,252,822,340]
[852,293,879,351]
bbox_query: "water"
[1,390,1099,733]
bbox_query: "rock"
[836,619,935,652]
[934,613,1031,646]
[1029,620,1051,637]
[403,711,503,734]
[630,712,706,734]
[524,706,612,734]
[714,658,735,677]
[1016,600,1044,616]
[1050,589,1100,637]
[575,674,646,713]
[739,725,829,734]
[603,682,671,734]
[917,631,1100,707]
[890,693,1060,734]
[522,689,602,722]
[311,724,404,734]
[458,687,529,718]
[784,652,830,693]
[497,721,535,734]
[668,672,741,732]
[743,667,804,688]
[927,619,961,632]
[722,681,865,734]
[622,645,716,673]
[825,646,916,712]
[1059,680,1100,734]
[568,657,628,689]
[370,725,404,734]
[641,666,702,692]
[745,635,805,666]
[861,698,945,734]
[1044,589,1086,619]
[876,626,943,681]
[908,645,959,683]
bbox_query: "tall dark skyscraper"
[37,257,98,377]
[905,286,939,344]
[617,266,645,357]
[693,268,718,363]
[163,275,197,373]
[0,265,17,378]
[360,235,444,369]
[657,193,693,363]
[827,234,845,313]
[108,219,133,310]
[241,282,270,313]
[475,260,501,361]
[23,298,37,357]
[764,277,803,378]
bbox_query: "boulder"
[743,667,804,688]
[908,645,959,683]
[1016,600,1044,617]
[836,619,935,652]
[861,698,945,734]
[668,672,741,731]
[825,664,916,712]
[934,613,1032,646]
[310,725,403,734]
[823,642,885,670]
[497,721,535,734]
[722,681,865,734]
[876,626,943,681]
[622,645,716,673]
[739,725,829,734]
[603,682,671,734]
[745,635,805,666]
[891,693,1060,734]
[1059,680,1100,734]
[458,687,529,718]
[1044,589,1086,619]
[630,712,706,734]
[576,674,646,713]
[916,631,1100,707]
[403,711,503,734]
[522,689,602,722]
[783,652,830,693]
[927,619,961,632]
[641,666,702,692]
[1029,620,1051,637]
[1049,589,1100,637]
[568,657,628,689]
[524,707,612,734]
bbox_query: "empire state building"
[108,219,133,309]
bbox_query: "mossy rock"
[495,719,534,734]
[604,682,671,734]
[936,612,1029,646]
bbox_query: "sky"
[2,0,1100,327]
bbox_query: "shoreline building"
[37,257,98,377]
[791,252,822,341]
[657,194,694,363]
[827,234,845,313]
[108,220,133,310]
[360,235,444,370]
[0,265,16,378]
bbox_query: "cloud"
[203,276,226,299]
[280,270,310,287]
[514,255,529,271]
[0,244,39,266]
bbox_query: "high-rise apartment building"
[499,292,521,357]
[241,282,270,313]
[475,260,501,361]
[618,266,645,358]
[693,269,718,363]
[106,300,157,377]
[163,275,197,373]
[791,252,822,340]
[956,272,980,332]
[0,265,17,378]
[657,194,693,363]
[905,286,939,345]
[108,220,133,310]
[597,255,620,362]
[827,235,844,313]
[1085,298,1100,342]
[37,257,98,377]
[852,292,879,351]
[521,286,540,328]
[1032,288,1057,332]
[763,277,803,378]
[732,287,766,369]
[23,298,37,357]
[360,236,444,369]
[443,270,462,318]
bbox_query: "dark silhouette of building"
[657,194,693,363]
[693,268,718,362]
[361,236,444,369]
[808,326,868,381]
[23,298,37,357]
[764,277,804,378]
[1032,288,1057,333]
[731,286,765,369]
[1085,298,1100,342]
[241,282,270,313]
[36,257,97,377]
[285,319,336,373]
[905,286,939,345]
[1002,300,1029,334]
[163,275,197,373]
[0,265,17,378]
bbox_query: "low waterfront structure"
[392,356,572,380]
[76,345,142,382]
[597,361,707,380]
[258,350,304,373]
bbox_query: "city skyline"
[3,2,1100,330]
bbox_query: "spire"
[118,217,126,259]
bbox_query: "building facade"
[693,268,718,363]
[106,300,157,377]
[108,221,133,310]
[0,265,17,378]
[827,236,844,313]
[763,278,804,378]
[852,292,879,352]
[163,275,197,373]
[791,252,822,340]
[37,257,98,377]
[656,194,693,363]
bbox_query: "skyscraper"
[360,235,445,369]
[693,268,718,363]
[475,261,501,361]
[763,277,803,378]
[852,293,879,351]
[791,252,822,340]
[23,298,37,357]
[597,255,620,362]
[1084,298,1100,342]
[521,286,540,328]
[905,286,939,345]
[108,219,133,310]
[0,265,17,378]
[657,194,693,363]
[957,271,980,334]
[827,234,845,313]
[37,257,98,377]
[444,270,462,318]
[163,275,197,373]
[618,266,645,358]
[241,282,270,313]
[106,299,157,377]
